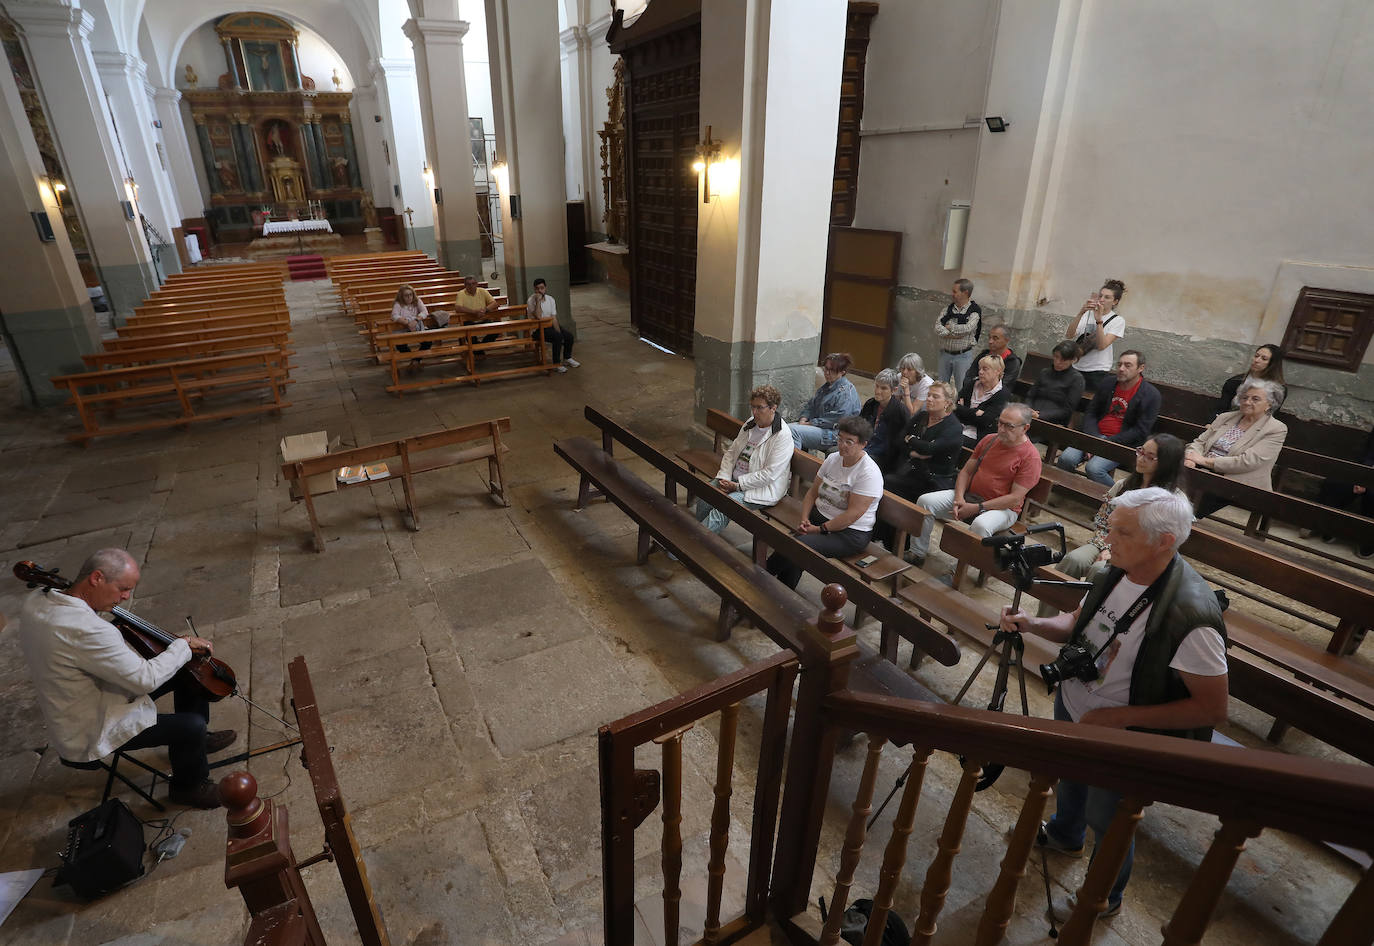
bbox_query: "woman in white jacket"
[696,385,793,533]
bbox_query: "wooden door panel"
[821,226,901,376]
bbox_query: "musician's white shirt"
[18,589,189,762]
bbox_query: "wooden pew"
[102,321,290,351]
[51,349,292,443]
[115,312,288,341]
[280,418,512,551]
[82,330,293,370]
[126,301,287,325]
[358,301,515,357]
[374,316,553,393]
[556,416,952,704]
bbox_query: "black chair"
[60,750,170,811]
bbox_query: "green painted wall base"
[693,333,821,423]
[439,238,484,280]
[101,259,159,325]
[892,283,1374,427]
[0,303,102,407]
[409,225,437,261]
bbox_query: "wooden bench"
[126,301,287,325]
[356,298,513,356]
[280,418,512,551]
[676,409,923,608]
[555,424,947,706]
[82,330,294,370]
[51,348,292,443]
[374,316,553,393]
[579,405,961,667]
[101,322,290,351]
[115,311,289,340]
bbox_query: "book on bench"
[338,466,368,484]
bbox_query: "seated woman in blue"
[792,352,862,452]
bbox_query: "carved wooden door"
[615,12,701,355]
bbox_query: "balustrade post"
[770,584,860,917]
[221,771,327,946]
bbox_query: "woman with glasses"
[1058,434,1187,580]
[1186,378,1288,519]
[767,417,882,590]
[792,353,862,452]
[695,386,792,534]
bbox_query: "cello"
[13,560,238,702]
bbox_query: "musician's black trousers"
[119,675,210,789]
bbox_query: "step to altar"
[287,254,328,281]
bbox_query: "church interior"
[0,0,1371,944]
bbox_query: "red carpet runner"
[287,254,327,281]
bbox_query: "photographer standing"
[999,488,1228,919]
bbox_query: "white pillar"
[93,51,182,275]
[403,14,483,275]
[485,0,571,324]
[368,57,436,256]
[153,87,203,228]
[693,0,849,417]
[0,48,101,406]
[8,2,157,320]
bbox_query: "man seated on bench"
[1055,350,1161,486]
[455,274,501,347]
[911,402,1042,572]
[527,277,579,373]
[999,487,1228,918]
[17,549,236,809]
[694,385,792,534]
[766,417,882,589]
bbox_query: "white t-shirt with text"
[814,451,884,532]
[1060,576,1227,721]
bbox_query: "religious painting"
[244,40,286,92]
[263,119,294,160]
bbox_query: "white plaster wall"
[462,0,496,169]
[173,20,352,92]
[1037,0,1374,348]
[852,0,995,289]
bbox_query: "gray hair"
[897,352,926,376]
[76,548,137,584]
[1111,486,1194,548]
[1000,402,1033,427]
[874,368,900,389]
[1237,377,1285,413]
[953,278,973,295]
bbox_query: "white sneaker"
[564,358,581,368]
[556,365,568,373]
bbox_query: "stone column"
[340,116,362,188]
[310,119,330,189]
[298,122,319,190]
[194,116,219,195]
[484,0,572,328]
[692,0,850,419]
[153,87,204,218]
[368,57,435,255]
[232,116,262,195]
[8,2,157,321]
[222,38,240,89]
[0,51,102,406]
[285,40,302,90]
[402,11,482,274]
[93,51,182,275]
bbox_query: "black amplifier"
[54,799,146,899]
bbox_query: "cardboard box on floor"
[280,432,341,499]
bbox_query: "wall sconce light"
[53,181,67,193]
[124,174,139,203]
[491,160,509,195]
[984,116,1010,133]
[692,124,723,204]
[422,162,435,189]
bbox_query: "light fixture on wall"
[124,174,140,202]
[691,125,723,204]
[491,160,509,195]
[984,116,1010,133]
[422,161,435,189]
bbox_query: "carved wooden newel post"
[222,771,327,946]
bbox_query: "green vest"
[1070,555,1227,742]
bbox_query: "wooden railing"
[600,648,801,945]
[811,692,1374,945]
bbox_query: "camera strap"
[1087,559,1176,662]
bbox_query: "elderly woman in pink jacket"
[1185,378,1288,518]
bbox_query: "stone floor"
[0,278,1364,945]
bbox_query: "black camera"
[980,524,1066,589]
[1039,641,1099,692]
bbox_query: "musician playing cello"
[18,549,236,809]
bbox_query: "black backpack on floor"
[819,895,911,946]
